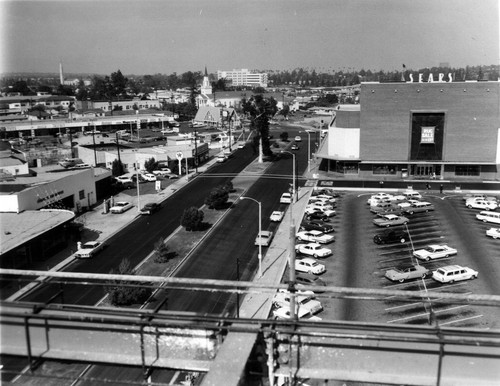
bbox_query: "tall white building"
[217,69,268,88]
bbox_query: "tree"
[180,206,204,231]
[144,157,158,173]
[153,237,176,263]
[205,186,229,209]
[105,258,152,306]
[241,94,278,161]
[111,159,125,176]
[280,132,289,142]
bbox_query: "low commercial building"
[217,69,268,88]
[317,79,500,180]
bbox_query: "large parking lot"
[285,189,500,329]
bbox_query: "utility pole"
[194,129,198,173]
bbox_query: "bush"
[105,258,152,306]
[205,186,229,209]
[180,206,204,231]
[223,180,235,193]
[280,132,289,141]
[153,237,175,263]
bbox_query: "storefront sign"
[420,126,435,144]
[406,73,453,83]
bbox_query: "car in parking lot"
[296,230,335,244]
[367,193,394,205]
[465,199,498,210]
[370,202,401,214]
[397,199,421,209]
[289,273,327,292]
[373,214,409,227]
[115,175,134,184]
[309,195,336,205]
[272,292,323,315]
[139,202,161,215]
[152,169,171,177]
[486,228,500,239]
[305,211,330,221]
[295,243,332,258]
[141,173,157,181]
[403,190,422,200]
[280,192,292,204]
[432,265,478,283]
[384,263,430,282]
[373,229,409,244]
[110,201,133,213]
[269,211,284,222]
[75,241,105,258]
[462,193,486,201]
[402,201,435,214]
[413,244,457,261]
[300,220,334,233]
[254,230,274,246]
[295,257,326,274]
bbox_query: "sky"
[1,0,498,76]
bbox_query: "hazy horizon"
[1,0,498,76]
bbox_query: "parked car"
[75,241,105,259]
[272,292,323,315]
[216,154,228,163]
[296,230,335,244]
[462,193,486,201]
[373,214,409,227]
[465,199,498,210]
[309,196,336,205]
[367,193,394,205]
[153,169,171,177]
[73,163,92,169]
[403,191,422,200]
[115,175,134,184]
[300,221,334,233]
[254,230,274,246]
[305,211,330,221]
[311,188,339,198]
[306,201,333,211]
[385,263,430,282]
[432,265,478,283]
[402,201,435,214]
[413,244,458,261]
[370,202,401,214]
[294,136,302,142]
[272,306,320,320]
[486,228,500,239]
[293,273,327,292]
[269,211,284,222]
[139,202,161,215]
[397,199,421,209]
[280,192,292,204]
[141,173,157,182]
[295,243,332,258]
[295,257,326,275]
[110,201,133,214]
[291,144,300,150]
[373,229,409,244]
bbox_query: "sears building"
[318,78,500,180]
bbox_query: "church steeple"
[201,67,212,95]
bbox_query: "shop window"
[79,190,85,200]
[455,165,480,176]
[373,165,397,175]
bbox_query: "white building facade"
[217,69,268,88]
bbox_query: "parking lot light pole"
[240,196,262,278]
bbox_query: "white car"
[269,211,284,222]
[367,193,394,205]
[280,192,292,204]
[295,258,326,275]
[141,173,157,181]
[254,230,274,246]
[75,241,105,258]
[110,201,133,213]
[272,292,323,315]
[296,230,335,244]
[153,169,171,177]
[397,199,421,209]
[216,155,227,163]
[486,228,500,239]
[294,136,302,142]
[432,265,478,283]
[115,175,134,184]
[272,306,321,320]
[465,199,498,210]
[295,243,332,258]
[413,244,458,261]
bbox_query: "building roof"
[0,209,75,255]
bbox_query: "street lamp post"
[281,150,296,203]
[281,150,297,320]
[135,123,141,213]
[240,196,262,278]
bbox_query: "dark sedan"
[300,220,334,233]
[305,211,331,222]
[139,202,161,215]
